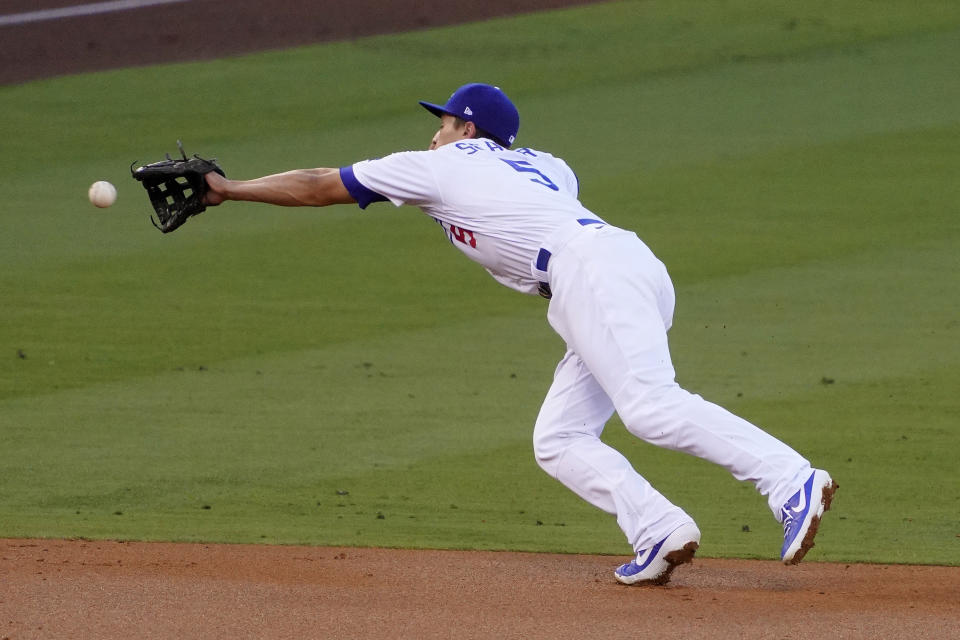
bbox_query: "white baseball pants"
[532,224,812,553]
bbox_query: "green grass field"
[1,0,958,565]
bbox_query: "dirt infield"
[3,538,959,639]
[0,0,604,85]
[3,2,959,638]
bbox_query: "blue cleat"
[780,469,838,565]
[614,522,700,586]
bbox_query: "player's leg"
[532,349,695,554]
[546,228,829,536]
[533,349,700,583]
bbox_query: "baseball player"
[203,83,837,585]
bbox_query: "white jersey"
[342,139,600,294]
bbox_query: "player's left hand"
[204,171,228,206]
[130,140,226,233]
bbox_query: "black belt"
[536,218,605,299]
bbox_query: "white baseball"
[88,180,117,208]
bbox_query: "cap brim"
[419,101,450,118]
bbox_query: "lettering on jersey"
[448,224,477,248]
[455,141,512,154]
[514,148,537,157]
[455,142,485,155]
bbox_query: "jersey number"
[500,159,559,191]
[449,224,477,248]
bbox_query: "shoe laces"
[780,491,802,533]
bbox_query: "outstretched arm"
[204,169,356,207]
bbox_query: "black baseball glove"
[131,140,225,233]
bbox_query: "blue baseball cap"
[419,83,520,147]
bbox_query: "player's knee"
[532,418,585,476]
[532,428,562,474]
[533,421,600,477]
